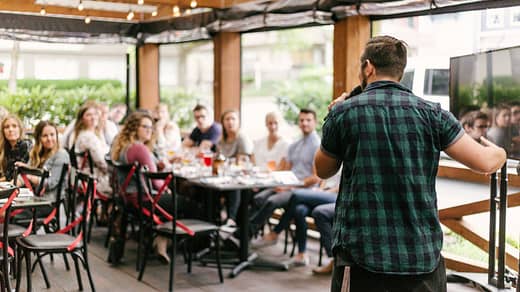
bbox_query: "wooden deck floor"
[11,226,484,292]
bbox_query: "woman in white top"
[252,112,289,170]
[154,103,182,160]
[70,101,111,194]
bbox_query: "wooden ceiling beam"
[97,0,258,9]
[0,0,259,22]
[0,0,138,21]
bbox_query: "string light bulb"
[137,0,144,5]
[151,10,158,17]
[40,7,46,15]
[78,0,84,11]
[190,0,197,8]
[172,5,180,17]
[85,16,91,24]
[127,10,134,20]
[185,8,191,15]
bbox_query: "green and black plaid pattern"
[322,81,463,274]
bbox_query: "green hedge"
[0,80,200,130]
[0,83,126,127]
[275,66,332,133]
[0,79,123,90]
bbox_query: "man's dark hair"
[509,101,520,107]
[360,36,407,80]
[193,104,207,112]
[300,108,316,120]
[460,110,488,128]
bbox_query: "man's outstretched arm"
[445,135,506,174]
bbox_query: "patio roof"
[0,0,518,43]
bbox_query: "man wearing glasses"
[182,104,222,150]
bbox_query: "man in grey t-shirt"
[249,109,321,254]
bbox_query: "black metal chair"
[138,170,223,291]
[107,160,142,269]
[13,164,68,233]
[14,164,72,279]
[13,165,49,200]
[15,170,96,292]
[0,187,20,292]
[68,147,111,243]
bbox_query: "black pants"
[331,257,446,292]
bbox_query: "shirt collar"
[363,80,412,94]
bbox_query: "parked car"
[400,58,450,110]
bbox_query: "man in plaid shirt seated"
[315,35,507,292]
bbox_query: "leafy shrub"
[160,88,204,130]
[275,66,332,132]
[0,82,125,127]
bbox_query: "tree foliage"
[275,66,332,132]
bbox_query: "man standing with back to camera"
[315,35,506,291]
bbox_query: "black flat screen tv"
[450,45,520,160]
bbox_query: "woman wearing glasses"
[110,111,172,264]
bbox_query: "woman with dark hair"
[70,101,111,194]
[218,110,253,160]
[16,120,70,217]
[111,111,172,263]
[0,114,32,182]
[217,110,253,230]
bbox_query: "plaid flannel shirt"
[321,80,463,274]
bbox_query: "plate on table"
[18,188,34,198]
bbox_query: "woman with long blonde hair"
[15,121,70,218]
[70,101,111,194]
[0,114,32,182]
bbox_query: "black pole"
[125,52,130,113]
[497,163,508,288]
[488,171,497,284]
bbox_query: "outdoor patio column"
[137,43,160,111]
[333,16,370,99]
[213,32,241,121]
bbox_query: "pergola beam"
[0,0,134,21]
[0,0,260,22]
[105,0,257,9]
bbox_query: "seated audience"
[98,102,119,145]
[460,110,489,143]
[0,114,32,182]
[252,112,289,170]
[249,109,321,239]
[183,104,222,151]
[487,104,513,152]
[111,111,173,263]
[253,173,339,269]
[154,103,182,160]
[70,101,111,194]
[218,110,253,229]
[15,121,70,217]
[108,103,127,125]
